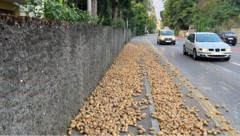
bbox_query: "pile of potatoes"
[68,44,220,135]
[141,46,212,135]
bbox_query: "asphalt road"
[146,34,240,132]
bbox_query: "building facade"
[0,0,26,15]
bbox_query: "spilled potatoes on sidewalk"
[67,43,225,135]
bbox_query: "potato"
[67,44,209,135]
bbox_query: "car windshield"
[225,33,236,37]
[160,30,174,36]
[196,34,222,42]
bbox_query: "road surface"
[146,34,240,132]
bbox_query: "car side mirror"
[190,39,194,43]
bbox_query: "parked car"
[183,32,231,60]
[157,30,176,45]
[218,32,237,46]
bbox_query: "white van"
[157,30,176,45]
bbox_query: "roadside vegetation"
[19,0,156,35]
[161,0,240,32]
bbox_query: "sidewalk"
[67,37,238,135]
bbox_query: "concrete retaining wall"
[0,15,131,135]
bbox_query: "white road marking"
[214,64,240,77]
[221,82,238,93]
[230,61,240,67]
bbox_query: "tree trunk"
[113,0,119,20]
[119,10,122,18]
[87,0,92,15]
[92,0,97,17]
[113,7,119,20]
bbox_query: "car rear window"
[196,34,222,42]
[225,33,236,37]
[160,30,174,36]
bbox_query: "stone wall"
[0,15,131,135]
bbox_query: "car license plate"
[228,38,233,40]
[165,40,171,42]
[212,52,222,55]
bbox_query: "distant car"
[157,30,176,45]
[218,32,237,46]
[183,32,231,60]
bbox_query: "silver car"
[183,32,231,60]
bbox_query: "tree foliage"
[22,0,152,32]
[97,0,132,26]
[194,0,237,31]
[97,0,150,34]
[44,0,91,23]
[162,0,240,32]
[146,13,156,33]
[130,2,148,35]
[162,0,196,32]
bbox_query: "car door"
[185,34,195,53]
[189,34,196,53]
[221,33,226,41]
[185,34,192,50]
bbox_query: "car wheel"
[172,41,176,45]
[193,49,198,60]
[232,44,236,46]
[183,45,188,55]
